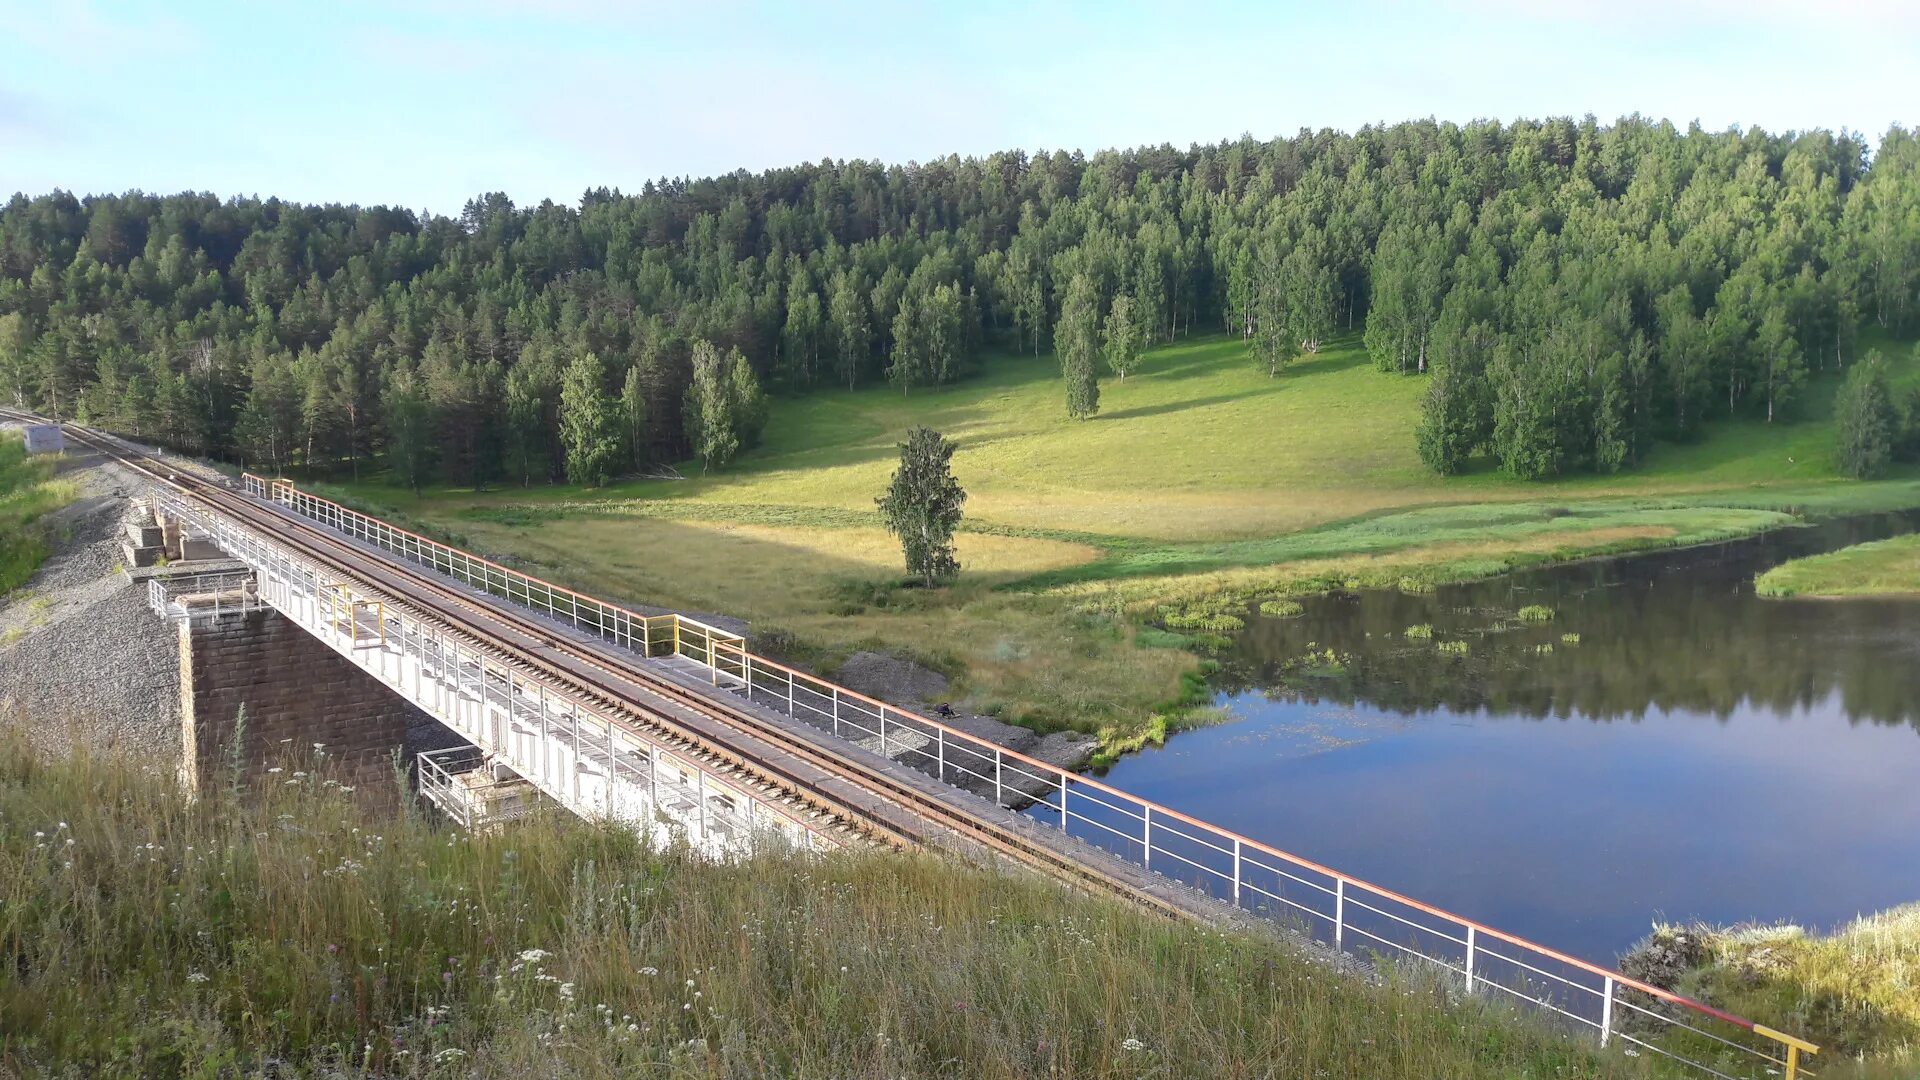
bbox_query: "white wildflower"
[186,971,210,984]
[1121,1038,1146,1052]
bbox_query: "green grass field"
[1755,533,1920,597]
[0,432,78,596]
[330,326,1920,741]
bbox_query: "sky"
[2,0,1916,215]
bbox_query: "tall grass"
[0,728,1658,1079]
[0,434,77,595]
[1627,913,1920,1077]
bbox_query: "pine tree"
[558,350,622,486]
[0,313,30,407]
[381,364,434,495]
[876,426,967,587]
[233,346,301,473]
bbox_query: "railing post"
[1058,772,1068,830]
[696,768,709,846]
[1600,976,1614,1048]
[878,707,888,756]
[787,668,795,716]
[1232,838,1242,907]
[831,687,841,737]
[1464,926,1476,994]
[1335,879,1346,949]
[604,715,616,818]
[1142,805,1152,870]
[994,754,1003,807]
[571,704,582,804]
[936,728,946,783]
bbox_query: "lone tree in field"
[877,426,966,587]
[1056,273,1101,419]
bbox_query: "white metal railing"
[159,484,838,859]
[243,474,743,664]
[146,569,268,623]
[417,746,536,830]
[241,473,1819,1080]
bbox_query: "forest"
[2,115,1917,485]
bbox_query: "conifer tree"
[558,350,621,486]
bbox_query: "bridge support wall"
[179,609,415,794]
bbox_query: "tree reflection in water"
[1219,511,1920,731]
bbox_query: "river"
[1094,512,1920,964]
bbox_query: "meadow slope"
[331,328,1920,742]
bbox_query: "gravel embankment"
[0,441,181,759]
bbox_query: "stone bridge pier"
[135,512,442,799]
[176,606,421,795]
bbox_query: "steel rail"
[31,413,1191,919]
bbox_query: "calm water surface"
[1095,513,1920,964]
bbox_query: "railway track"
[7,409,1191,920]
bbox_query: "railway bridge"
[1,409,1819,1080]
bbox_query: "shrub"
[1517,604,1555,622]
[1258,599,1305,618]
[1404,623,1433,639]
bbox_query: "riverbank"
[1755,534,1920,598]
[318,329,1920,752]
[0,727,1647,1079]
[1622,907,1920,1074]
[327,476,1920,756]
